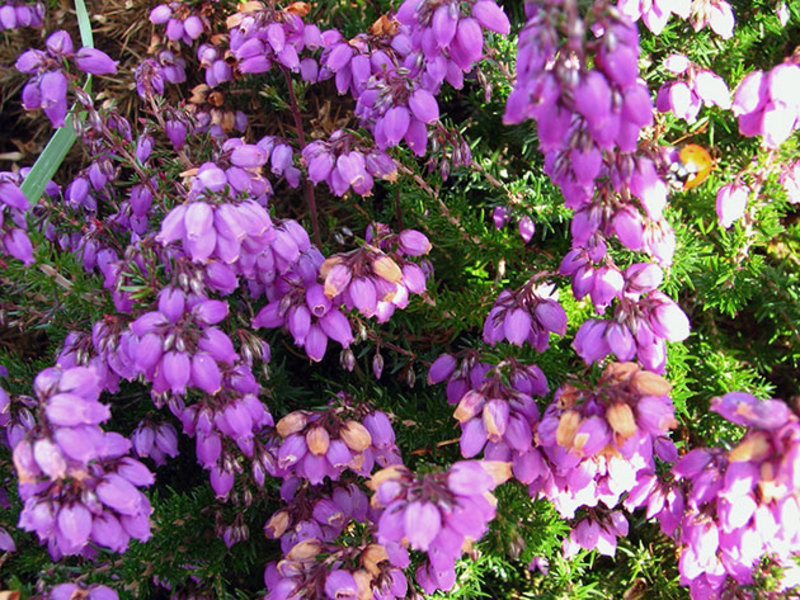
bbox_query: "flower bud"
[454,389,485,422]
[340,420,372,451]
[606,403,637,439]
[372,255,403,283]
[306,426,330,456]
[264,510,290,538]
[361,544,389,576]
[631,370,672,396]
[729,431,771,462]
[287,538,321,561]
[368,464,408,491]
[276,411,307,438]
[556,410,580,448]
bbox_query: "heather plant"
[0,0,799,599]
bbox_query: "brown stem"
[282,67,322,248]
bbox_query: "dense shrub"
[0,0,799,599]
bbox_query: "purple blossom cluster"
[653,392,800,599]
[457,362,547,472]
[3,0,796,597]
[134,50,187,98]
[0,177,34,265]
[0,1,43,30]
[565,261,689,373]
[656,54,731,123]
[252,225,430,361]
[369,460,510,594]
[132,420,179,466]
[49,583,118,600]
[13,365,154,557]
[224,2,319,80]
[492,206,536,243]
[483,280,567,350]
[149,2,209,46]
[15,30,118,127]
[732,60,800,148]
[506,5,652,167]
[264,480,371,553]
[269,395,401,485]
[618,0,734,38]
[264,535,408,600]
[533,363,678,523]
[302,130,398,196]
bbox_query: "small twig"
[395,162,482,245]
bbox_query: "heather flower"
[534,362,677,521]
[0,2,44,30]
[690,0,735,39]
[370,460,510,593]
[50,583,118,600]
[662,392,800,598]
[732,63,800,148]
[149,3,208,46]
[715,183,750,228]
[269,394,400,484]
[73,48,118,75]
[483,281,567,351]
[656,57,731,123]
[15,365,153,557]
[0,179,34,265]
[15,30,117,127]
[618,0,690,34]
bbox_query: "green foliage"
[3,1,800,599]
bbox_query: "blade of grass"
[19,0,95,204]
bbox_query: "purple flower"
[324,570,358,600]
[74,48,118,75]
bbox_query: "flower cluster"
[15,30,118,126]
[14,365,154,557]
[0,177,33,265]
[617,0,690,34]
[253,225,429,361]
[656,54,731,123]
[663,392,800,599]
[149,2,208,46]
[483,280,567,350]
[688,0,735,39]
[448,358,549,483]
[264,480,371,552]
[732,60,800,148]
[0,1,43,30]
[264,537,408,600]
[492,206,537,243]
[569,263,690,373]
[131,420,179,466]
[134,50,187,98]
[321,227,431,322]
[369,460,510,594]
[534,362,678,525]
[618,0,735,38]
[224,1,320,79]
[49,583,118,600]
[302,130,398,196]
[269,395,401,485]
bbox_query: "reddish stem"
[282,67,322,248]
